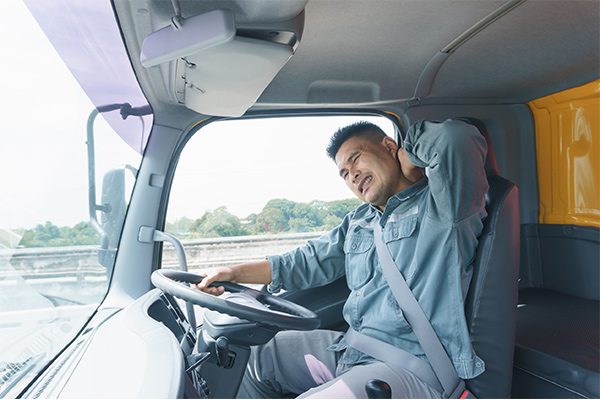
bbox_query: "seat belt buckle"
[447,380,476,399]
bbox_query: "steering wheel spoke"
[151,269,320,331]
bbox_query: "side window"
[163,116,394,272]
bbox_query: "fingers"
[397,147,410,173]
[397,147,408,162]
[397,147,424,183]
[194,267,231,296]
[199,284,225,296]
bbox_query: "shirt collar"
[368,177,428,225]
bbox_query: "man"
[197,119,489,398]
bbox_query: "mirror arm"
[86,108,104,236]
[87,103,152,236]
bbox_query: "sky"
[0,0,141,230]
[167,116,394,222]
[0,0,393,231]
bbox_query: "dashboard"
[23,289,201,398]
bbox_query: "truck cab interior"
[2,0,598,398]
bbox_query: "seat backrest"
[461,119,521,398]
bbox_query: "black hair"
[326,121,387,160]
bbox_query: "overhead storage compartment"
[139,2,306,117]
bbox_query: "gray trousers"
[236,330,441,399]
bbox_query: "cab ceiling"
[117,0,600,111]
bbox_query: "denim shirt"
[267,119,489,379]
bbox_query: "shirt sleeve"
[267,213,351,293]
[403,119,488,222]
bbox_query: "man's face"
[335,133,405,209]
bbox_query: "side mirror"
[100,169,127,248]
[95,168,128,270]
[86,104,150,271]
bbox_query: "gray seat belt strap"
[372,223,465,398]
[345,328,444,393]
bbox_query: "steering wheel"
[151,269,320,331]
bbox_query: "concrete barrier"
[0,232,323,280]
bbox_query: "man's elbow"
[444,119,488,160]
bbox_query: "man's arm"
[195,260,272,296]
[403,119,488,222]
[196,214,352,296]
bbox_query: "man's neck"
[375,176,427,211]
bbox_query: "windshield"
[0,1,151,397]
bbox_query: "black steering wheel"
[151,269,320,331]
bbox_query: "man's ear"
[382,136,398,156]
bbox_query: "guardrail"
[0,232,323,280]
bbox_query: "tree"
[166,216,194,237]
[255,205,287,233]
[169,197,362,238]
[291,202,324,229]
[20,221,61,247]
[321,214,343,230]
[327,198,361,219]
[190,207,247,237]
[250,198,360,234]
[20,221,100,247]
[65,221,100,245]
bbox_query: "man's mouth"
[358,175,373,195]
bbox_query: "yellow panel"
[529,80,600,228]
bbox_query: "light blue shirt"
[267,119,489,379]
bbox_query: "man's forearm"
[403,119,488,222]
[230,259,272,285]
[196,259,272,295]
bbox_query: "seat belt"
[346,222,469,398]
[344,328,443,393]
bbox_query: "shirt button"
[351,243,357,250]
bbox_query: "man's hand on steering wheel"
[195,260,273,296]
[195,267,236,296]
[151,268,320,330]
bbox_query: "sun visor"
[179,36,293,117]
[140,9,236,68]
[140,7,301,117]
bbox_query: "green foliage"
[327,198,363,219]
[166,216,194,236]
[19,198,362,246]
[249,198,360,234]
[20,221,100,248]
[179,198,360,238]
[190,207,248,238]
[66,221,102,245]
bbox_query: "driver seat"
[460,118,520,398]
[281,118,521,398]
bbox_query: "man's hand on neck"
[397,147,424,184]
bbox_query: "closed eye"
[339,150,360,180]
